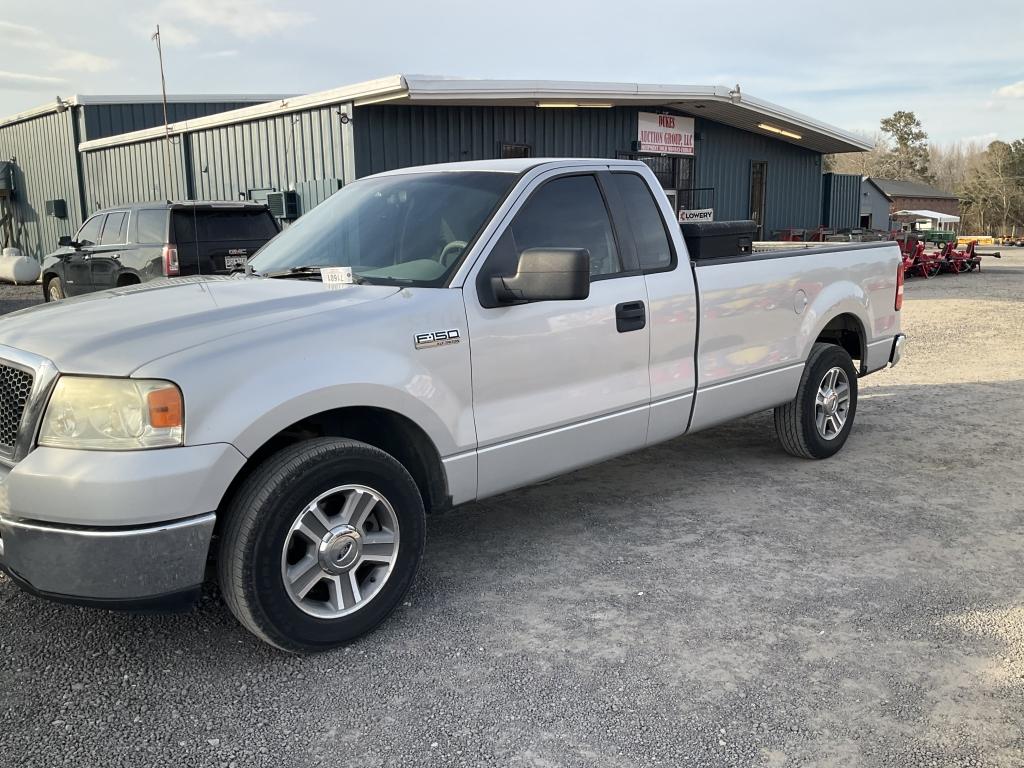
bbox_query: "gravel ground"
[2,250,1023,767]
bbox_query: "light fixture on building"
[757,123,802,140]
[536,102,614,108]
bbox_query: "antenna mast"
[151,25,172,199]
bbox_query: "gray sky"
[1,0,1021,147]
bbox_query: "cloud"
[994,80,1024,99]
[199,49,240,59]
[51,51,116,74]
[0,21,50,51]
[156,24,199,47]
[166,0,311,37]
[0,21,115,75]
[961,132,999,147]
[0,70,66,92]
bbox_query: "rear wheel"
[218,437,426,652]
[45,276,65,302]
[774,343,858,459]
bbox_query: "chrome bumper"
[889,333,907,367]
[0,512,215,607]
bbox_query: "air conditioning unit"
[267,190,300,220]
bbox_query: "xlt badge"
[415,329,461,349]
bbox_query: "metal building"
[0,94,285,259]
[821,172,862,230]
[3,76,871,259]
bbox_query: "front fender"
[132,289,476,461]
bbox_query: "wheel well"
[116,273,140,287]
[218,407,450,523]
[815,313,865,366]
[42,272,58,286]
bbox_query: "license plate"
[224,255,248,269]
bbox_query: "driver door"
[65,213,105,295]
[464,171,651,498]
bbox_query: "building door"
[750,161,767,239]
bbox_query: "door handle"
[111,253,121,260]
[82,254,91,261]
[615,300,646,333]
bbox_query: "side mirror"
[490,248,590,305]
[58,235,73,248]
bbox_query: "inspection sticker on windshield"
[322,267,354,288]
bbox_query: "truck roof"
[370,158,650,177]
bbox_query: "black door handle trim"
[615,300,646,333]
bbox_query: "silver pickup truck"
[0,159,905,651]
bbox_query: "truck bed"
[688,240,902,432]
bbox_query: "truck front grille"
[0,363,34,451]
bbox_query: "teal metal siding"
[82,137,188,210]
[694,118,823,233]
[0,109,84,259]
[81,101,274,141]
[81,106,349,214]
[354,104,637,177]
[188,106,347,201]
[822,172,861,230]
[356,105,824,233]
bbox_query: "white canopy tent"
[894,209,961,224]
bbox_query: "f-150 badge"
[415,329,461,349]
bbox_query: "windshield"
[248,171,516,286]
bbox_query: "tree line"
[827,112,1023,235]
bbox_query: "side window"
[99,211,128,245]
[613,173,674,271]
[488,175,621,280]
[76,215,105,247]
[135,210,168,244]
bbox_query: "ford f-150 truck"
[0,159,905,651]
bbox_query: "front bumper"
[0,513,215,607]
[889,333,907,367]
[0,442,245,607]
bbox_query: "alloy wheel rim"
[280,484,400,619]
[814,366,851,441]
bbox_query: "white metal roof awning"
[894,209,961,223]
[77,74,872,155]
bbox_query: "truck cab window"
[76,215,104,247]
[613,173,674,271]
[486,174,621,280]
[99,211,128,245]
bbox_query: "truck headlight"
[38,377,184,450]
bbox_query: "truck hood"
[0,276,401,375]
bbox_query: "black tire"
[774,342,858,459]
[44,276,65,302]
[218,437,425,652]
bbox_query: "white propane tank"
[0,248,41,285]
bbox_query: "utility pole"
[151,25,172,200]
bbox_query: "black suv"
[42,201,280,301]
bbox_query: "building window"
[500,143,532,159]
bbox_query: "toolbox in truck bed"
[680,220,757,260]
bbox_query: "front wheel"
[774,343,858,459]
[218,438,426,652]
[45,276,65,302]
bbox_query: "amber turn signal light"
[147,386,183,429]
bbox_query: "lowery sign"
[637,112,695,156]
[678,208,714,222]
